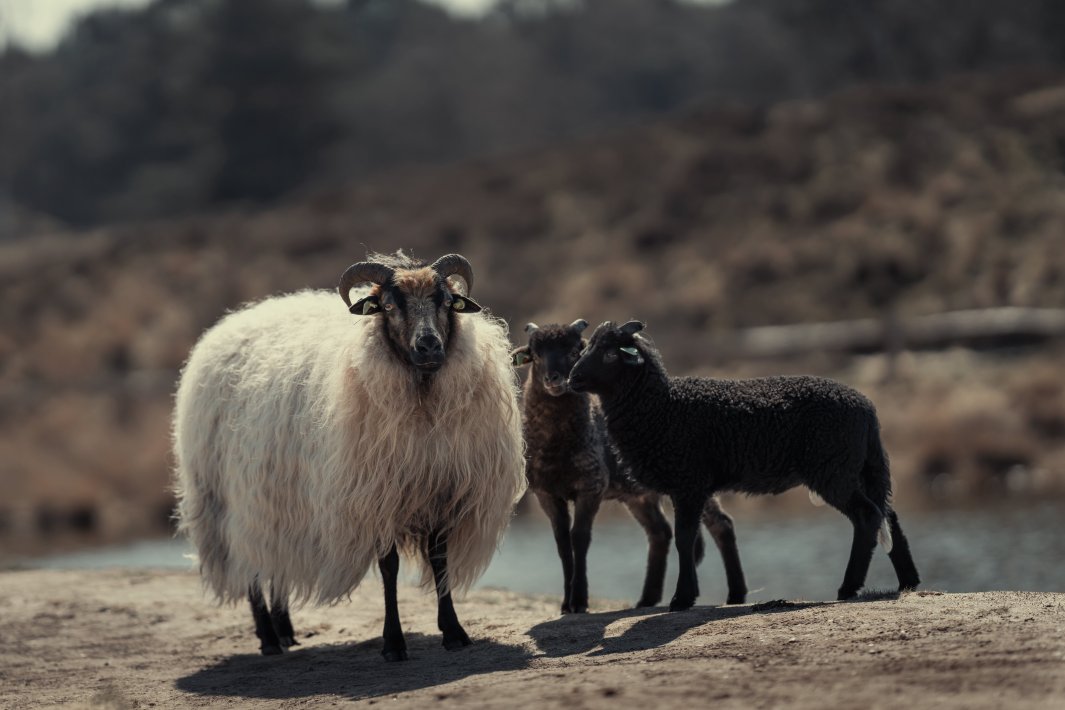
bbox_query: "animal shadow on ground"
[528,599,834,658]
[176,632,531,702]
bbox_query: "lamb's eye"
[603,351,618,364]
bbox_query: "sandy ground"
[1,570,1063,709]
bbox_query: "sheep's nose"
[544,372,564,386]
[415,334,444,355]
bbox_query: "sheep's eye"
[603,351,618,364]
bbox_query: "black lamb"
[568,320,921,611]
[512,319,747,613]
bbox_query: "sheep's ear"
[570,319,589,333]
[619,346,644,366]
[350,294,382,315]
[511,346,532,367]
[619,320,645,336]
[451,295,482,313]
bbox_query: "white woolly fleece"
[173,290,526,605]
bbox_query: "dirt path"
[2,570,1063,709]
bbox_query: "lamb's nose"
[544,372,564,386]
[415,334,443,355]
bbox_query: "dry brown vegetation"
[2,70,1065,551]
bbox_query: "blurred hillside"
[3,0,1065,233]
[2,69,1065,551]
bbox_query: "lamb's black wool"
[514,320,747,612]
[569,320,921,611]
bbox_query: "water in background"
[26,503,1065,603]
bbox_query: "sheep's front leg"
[428,528,472,651]
[569,494,602,613]
[249,581,282,655]
[702,497,748,605]
[378,544,408,661]
[669,495,704,611]
[624,495,672,608]
[536,491,575,613]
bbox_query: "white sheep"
[173,252,526,660]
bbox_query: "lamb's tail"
[862,420,894,554]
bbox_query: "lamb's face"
[511,320,588,396]
[568,320,646,395]
[339,254,482,375]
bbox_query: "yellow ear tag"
[362,301,378,315]
[453,298,465,311]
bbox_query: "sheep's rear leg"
[536,492,575,613]
[624,494,672,607]
[569,494,602,613]
[669,495,705,611]
[428,528,472,651]
[886,510,921,592]
[836,491,882,600]
[249,582,282,656]
[703,497,748,605]
[378,544,408,661]
[269,586,298,648]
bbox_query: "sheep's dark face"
[511,320,588,397]
[339,254,482,375]
[568,320,646,395]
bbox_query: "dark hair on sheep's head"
[569,320,669,395]
[512,319,589,396]
[337,250,483,375]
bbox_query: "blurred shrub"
[3,0,1065,232]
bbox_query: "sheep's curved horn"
[570,319,589,333]
[619,320,645,336]
[338,262,396,308]
[525,323,540,334]
[431,253,475,295]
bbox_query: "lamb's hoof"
[381,648,409,662]
[837,588,859,601]
[634,598,659,609]
[279,635,299,648]
[260,644,283,656]
[560,602,573,614]
[569,603,588,614]
[668,596,695,612]
[726,593,747,605]
[442,630,473,651]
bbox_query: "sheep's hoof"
[279,635,299,648]
[260,644,283,656]
[837,587,859,601]
[442,630,472,650]
[726,593,747,605]
[634,597,660,608]
[381,648,409,662]
[668,596,695,612]
[560,603,573,614]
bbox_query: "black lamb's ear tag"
[619,346,644,366]
[451,296,482,313]
[350,295,381,315]
[511,347,532,367]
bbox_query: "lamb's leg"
[702,497,748,605]
[249,581,282,656]
[378,544,408,661]
[886,510,921,591]
[428,528,473,651]
[836,490,882,600]
[536,491,575,613]
[569,493,602,613]
[269,583,298,648]
[624,494,672,607]
[669,495,705,612]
